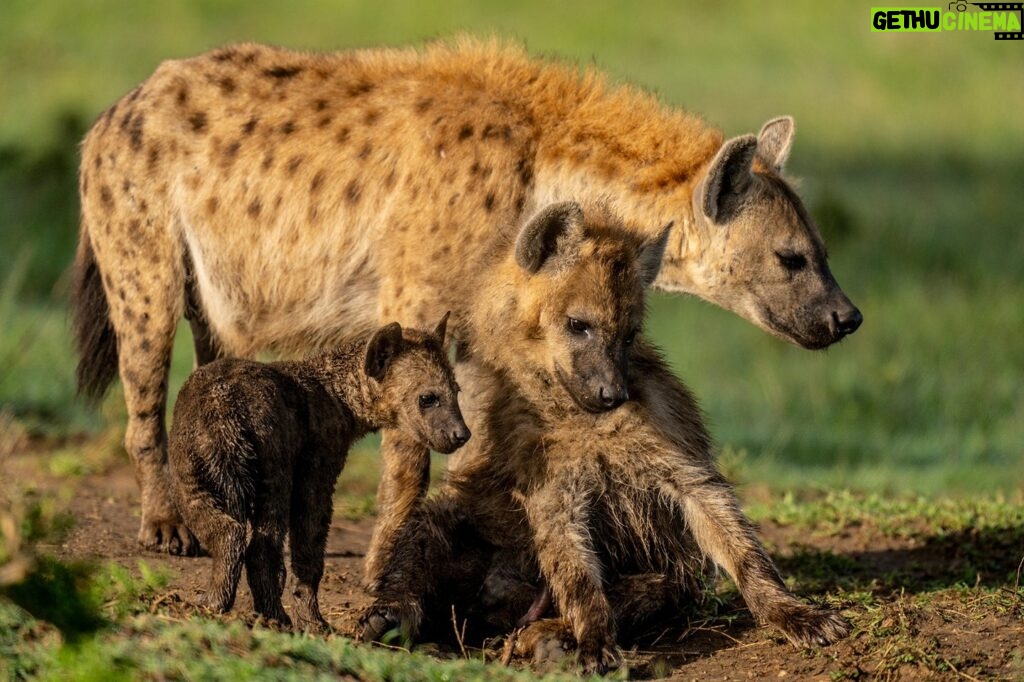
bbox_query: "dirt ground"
[14,446,1024,681]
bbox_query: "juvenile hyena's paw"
[769,601,850,647]
[359,599,422,643]
[506,619,622,675]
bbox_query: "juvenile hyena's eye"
[418,393,440,409]
[567,317,590,336]
[775,251,807,272]
[624,329,638,346]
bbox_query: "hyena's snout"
[827,295,863,340]
[434,409,471,454]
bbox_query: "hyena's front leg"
[524,473,621,675]
[660,466,849,647]
[363,429,432,589]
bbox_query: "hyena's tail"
[70,229,119,404]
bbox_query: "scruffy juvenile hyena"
[362,203,848,673]
[168,316,468,631]
[71,38,860,559]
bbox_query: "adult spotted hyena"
[71,38,860,554]
[362,202,849,674]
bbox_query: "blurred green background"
[1,0,1021,495]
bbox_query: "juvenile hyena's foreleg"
[524,470,622,675]
[364,429,432,589]
[361,493,489,643]
[658,464,849,647]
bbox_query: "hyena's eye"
[775,251,807,272]
[624,329,638,346]
[566,317,591,336]
[418,393,440,409]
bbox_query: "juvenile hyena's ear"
[701,135,758,225]
[365,322,404,382]
[637,222,673,288]
[433,311,451,345]
[515,201,585,273]
[756,116,795,172]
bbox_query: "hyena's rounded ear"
[433,311,451,345]
[701,135,757,225]
[515,201,584,273]
[637,222,673,288]
[756,116,795,172]
[365,322,404,382]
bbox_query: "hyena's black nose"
[599,384,628,408]
[451,425,471,446]
[833,306,863,337]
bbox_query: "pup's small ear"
[515,201,585,273]
[365,322,404,382]
[637,222,673,288]
[433,311,451,345]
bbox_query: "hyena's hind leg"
[186,501,246,613]
[245,465,292,627]
[78,172,199,555]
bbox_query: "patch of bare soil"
[20,450,1024,680]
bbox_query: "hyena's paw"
[294,612,332,635]
[138,518,202,556]
[359,599,422,643]
[768,601,850,647]
[139,478,202,556]
[505,618,622,675]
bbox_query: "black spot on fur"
[345,180,360,203]
[358,143,372,159]
[263,65,302,79]
[346,81,374,97]
[101,104,117,130]
[127,87,143,105]
[458,124,474,141]
[317,116,332,129]
[127,132,145,160]
[212,48,237,62]
[224,141,240,160]
[261,152,275,171]
[147,146,160,171]
[217,76,237,94]
[415,98,433,113]
[242,118,258,135]
[189,112,208,133]
[310,171,326,193]
[176,87,189,107]
[99,186,113,207]
[364,110,380,125]
[336,127,350,145]
[484,193,496,212]
[247,199,262,217]
[314,99,328,111]
[280,120,297,135]
[286,156,303,174]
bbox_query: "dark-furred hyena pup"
[168,316,469,631]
